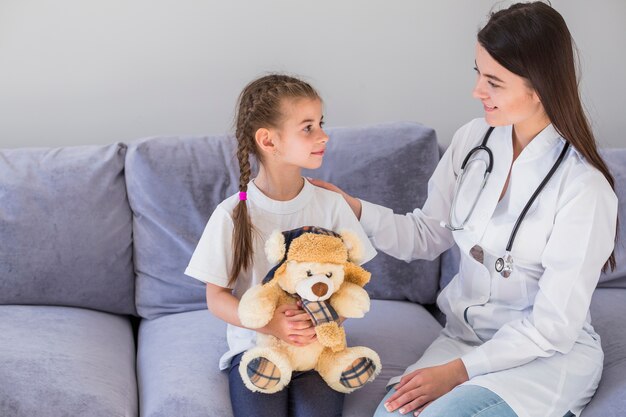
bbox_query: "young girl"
[184,74,376,417]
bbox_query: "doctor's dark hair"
[478,1,617,272]
[229,74,320,286]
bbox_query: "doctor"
[311,2,618,417]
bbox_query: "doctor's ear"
[529,88,543,104]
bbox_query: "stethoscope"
[441,126,570,278]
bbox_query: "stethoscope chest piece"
[495,252,513,278]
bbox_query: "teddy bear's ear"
[339,229,364,264]
[265,230,286,264]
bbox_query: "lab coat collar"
[515,123,562,161]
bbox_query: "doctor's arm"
[310,123,476,263]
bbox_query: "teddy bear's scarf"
[299,298,339,326]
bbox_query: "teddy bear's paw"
[240,347,293,393]
[331,285,370,318]
[340,357,377,390]
[246,357,282,391]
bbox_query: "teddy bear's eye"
[306,270,313,277]
[326,272,333,278]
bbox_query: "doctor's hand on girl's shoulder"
[307,178,362,219]
[384,359,469,416]
[260,304,317,347]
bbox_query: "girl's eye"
[306,270,313,277]
[488,81,500,88]
[325,272,333,278]
[319,121,325,128]
[473,66,479,73]
[303,125,312,133]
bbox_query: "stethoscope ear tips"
[440,221,473,232]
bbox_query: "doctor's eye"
[306,270,313,277]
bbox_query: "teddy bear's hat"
[262,226,347,284]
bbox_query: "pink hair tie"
[239,191,247,201]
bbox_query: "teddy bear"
[237,226,381,394]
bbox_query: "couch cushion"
[0,144,135,315]
[137,309,231,417]
[598,148,626,288]
[126,122,441,319]
[136,299,442,417]
[0,305,138,417]
[583,288,626,416]
[125,134,240,319]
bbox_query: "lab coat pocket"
[491,271,529,310]
[482,248,530,310]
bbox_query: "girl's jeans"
[228,352,344,417]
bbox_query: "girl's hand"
[307,178,362,219]
[261,304,317,346]
[384,359,469,415]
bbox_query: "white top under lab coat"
[360,118,618,417]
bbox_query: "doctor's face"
[472,43,547,131]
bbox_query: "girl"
[312,3,618,417]
[184,74,376,417]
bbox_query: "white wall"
[1,0,624,149]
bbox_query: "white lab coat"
[360,118,618,417]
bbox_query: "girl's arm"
[205,283,317,346]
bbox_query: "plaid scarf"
[300,298,339,326]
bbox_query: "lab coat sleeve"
[359,120,477,262]
[461,171,618,378]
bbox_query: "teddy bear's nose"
[311,282,328,297]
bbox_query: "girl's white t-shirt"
[185,178,377,370]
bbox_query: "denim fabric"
[373,385,517,417]
[228,353,344,417]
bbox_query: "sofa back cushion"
[0,144,135,315]
[127,122,441,319]
[598,148,626,288]
[126,135,239,319]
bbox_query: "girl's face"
[273,97,328,170]
[472,43,547,132]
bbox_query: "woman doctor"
[311,2,618,417]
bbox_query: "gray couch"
[1,122,624,417]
